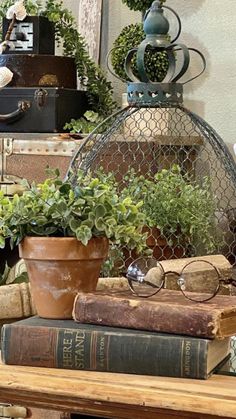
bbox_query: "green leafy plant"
[0,169,146,254]
[11,271,29,284]
[122,0,166,12]
[0,263,10,286]
[101,244,126,277]
[0,0,116,119]
[111,23,169,82]
[0,262,29,286]
[122,165,218,253]
[64,111,105,134]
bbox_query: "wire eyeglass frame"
[126,258,236,302]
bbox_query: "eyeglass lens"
[127,257,164,297]
[179,260,220,302]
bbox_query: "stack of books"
[1,288,236,379]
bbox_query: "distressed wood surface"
[78,0,103,63]
[0,364,236,418]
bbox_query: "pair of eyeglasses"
[125,257,236,302]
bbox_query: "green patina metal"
[122,0,206,107]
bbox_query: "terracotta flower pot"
[19,236,109,319]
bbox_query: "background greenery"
[122,0,166,12]
[111,23,169,82]
[122,165,218,253]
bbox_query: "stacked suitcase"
[0,15,88,132]
[0,14,87,272]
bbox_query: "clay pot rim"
[19,236,109,261]
[20,236,107,242]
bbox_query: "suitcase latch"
[34,88,48,108]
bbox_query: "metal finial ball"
[152,1,162,9]
[144,1,169,36]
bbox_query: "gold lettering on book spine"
[98,336,105,369]
[75,331,85,369]
[90,331,98,370]
[197,340,201,377]
[62,330,73,368]
[183,340,192,377]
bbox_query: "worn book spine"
[0,283,36,319]
[73,291,234,339]
[1,322,212,379]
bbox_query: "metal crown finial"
[121,0,206,106]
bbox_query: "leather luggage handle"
[0,100,31,123]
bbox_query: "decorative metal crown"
[110,0,206,107]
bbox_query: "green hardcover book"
[1,316,230,379]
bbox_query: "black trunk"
[0,88,88,133]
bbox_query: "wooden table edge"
[0,364,236,418]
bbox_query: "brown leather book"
[73,290,236,339]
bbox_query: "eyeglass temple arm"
[124,269,180,288]
[220,278,236,287]
[230,279,236,287]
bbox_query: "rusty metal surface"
[0,134,84,185]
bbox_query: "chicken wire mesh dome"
[67,0,236,275]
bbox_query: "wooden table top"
[0,364,236,419]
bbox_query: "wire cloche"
[67,0,236,278]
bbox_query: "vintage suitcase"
[0,133,82,185]
[0,88,88,133]
[0,132,83,273]
[0,55,77,88]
